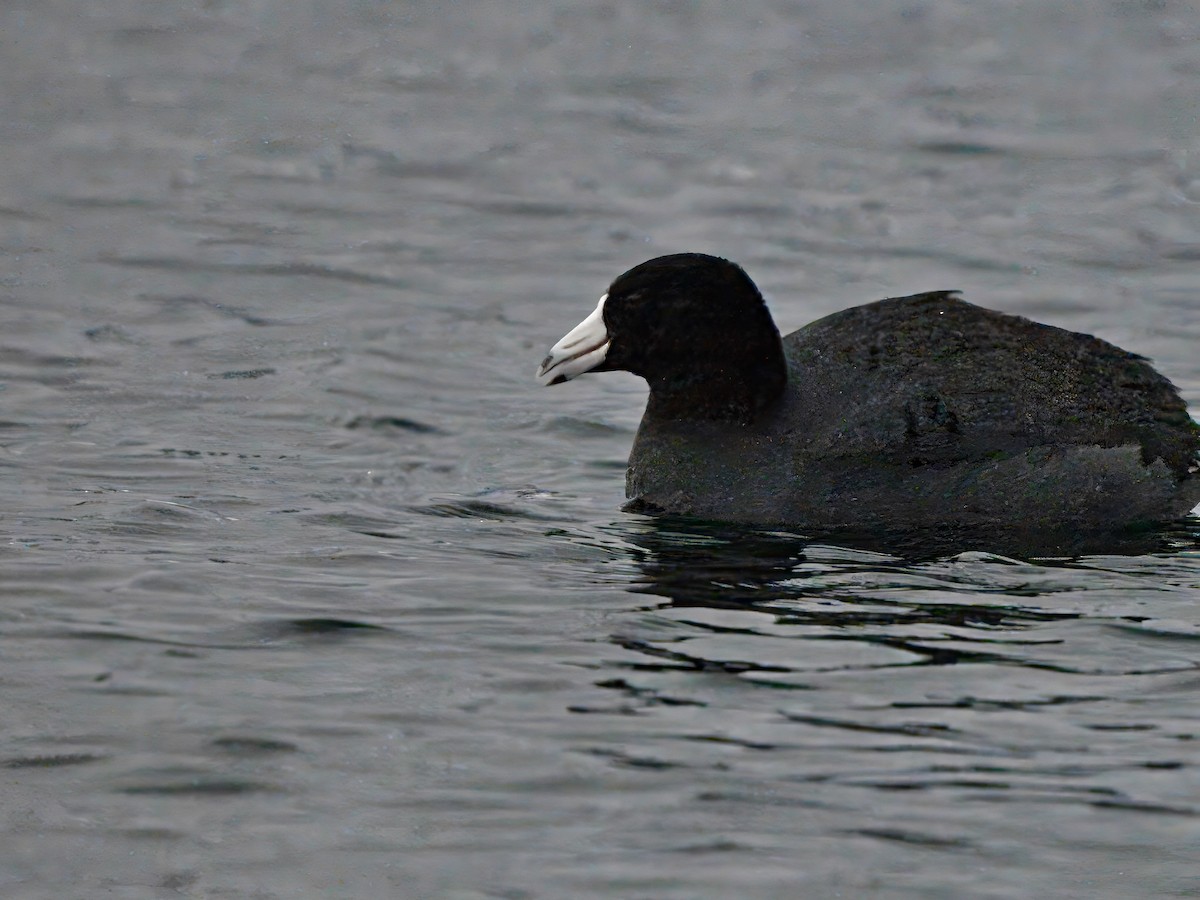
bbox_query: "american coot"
[536,254,1200,531]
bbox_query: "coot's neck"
[644,344,788,424]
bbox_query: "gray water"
[3,1,1200,897]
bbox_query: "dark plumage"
[537,253,1200,531]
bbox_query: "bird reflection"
[617,515,1197,612]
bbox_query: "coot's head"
[536,254,787,421]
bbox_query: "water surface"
[3,1,1200,897]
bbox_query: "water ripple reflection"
[544,517,1200,877]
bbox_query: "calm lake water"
[3,1,1200,897]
